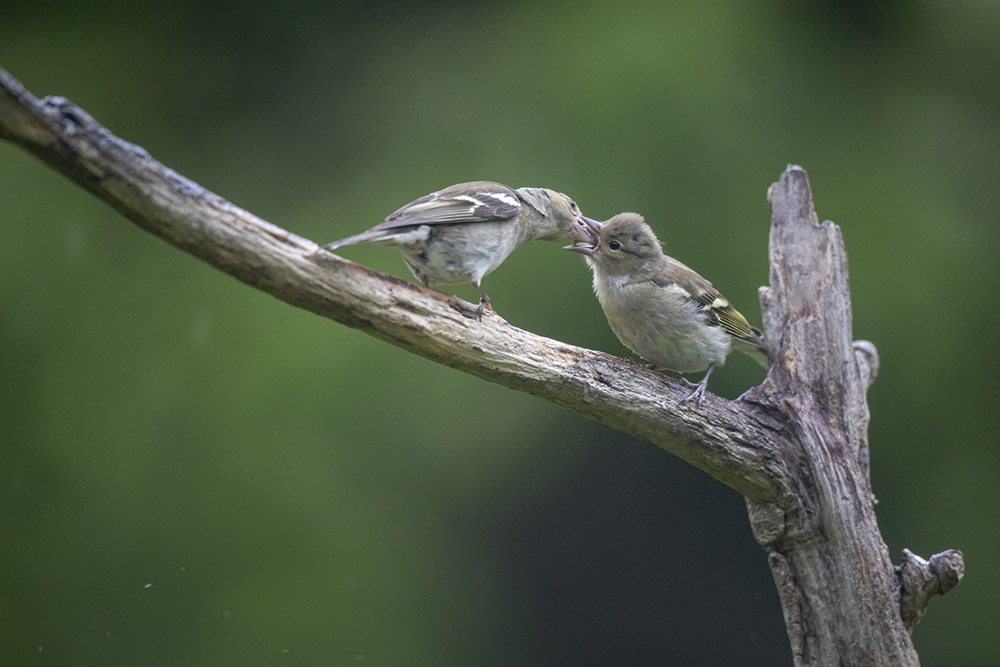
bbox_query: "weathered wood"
[899,548,965,632]
[0,67,962,666]
[746,167,922,665]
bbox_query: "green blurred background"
[2,1,997,664]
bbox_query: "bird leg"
[679,364,715,407]
[474,285,493,321]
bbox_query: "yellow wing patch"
[692,293,758,341]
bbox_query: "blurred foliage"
[2,0,998,664]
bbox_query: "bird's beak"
[581,216,602,234]
[564,217,600,255]
[564,243,594,256]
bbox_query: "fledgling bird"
[322,181,592,319]
[566,212,768,406]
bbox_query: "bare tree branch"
[0,67,782,500]
[0,67,963,666]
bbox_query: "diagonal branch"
[0,67,783,502]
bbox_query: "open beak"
[564,216,601,255]
[581,216,601,234]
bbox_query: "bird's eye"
[608,240,621,251]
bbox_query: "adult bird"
[323,181,593,319]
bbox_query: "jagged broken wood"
[898,548,965,631]
[0,67,962,667]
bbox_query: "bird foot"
[476,293,493,321]
[678,377,709,407]
[678,365,716,407]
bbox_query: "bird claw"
[476,293,493,321]
[678,377,709,407]
[677,364,715,407]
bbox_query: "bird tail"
[739,342,770,369]
[322,229,390,251]
[734,325,770,369]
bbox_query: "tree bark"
[0,67,962,667]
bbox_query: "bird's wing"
[374,181,521,231]
[688,290,764,344]
[652,262,766,347]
